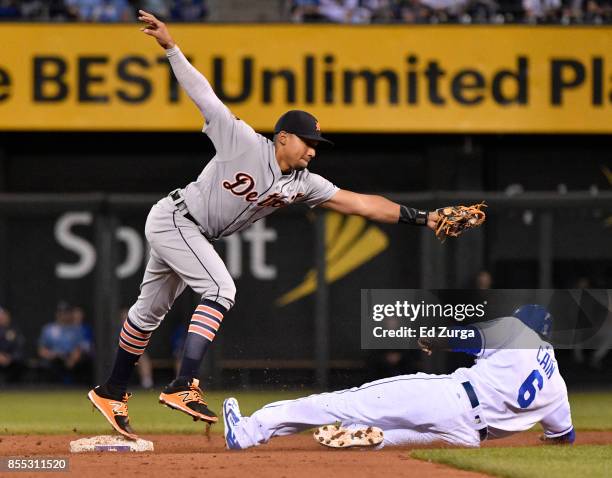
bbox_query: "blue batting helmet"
[512,304,553,338]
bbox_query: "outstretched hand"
[429,203,487,241]
[138,10,175,50]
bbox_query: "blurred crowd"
[0,301,95,385]
[0,0,207,22]
[290,0,612,24]
[37,301,93,384]
[0,301,186,388]
[0,0,609,23]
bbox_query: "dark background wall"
[1,133,610,194]
[0,132,610,387]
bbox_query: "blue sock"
[178,299,226,379]
[105,318,152,395]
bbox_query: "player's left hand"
[539,428,575,445]
[138,10,176,50]
[417,338,433,356]
[432,202,487,241]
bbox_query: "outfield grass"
[567,393,612,431]
[409,392,612,478]
[0,390,610,435]
[412,446,612,478]
[0,389,306,435]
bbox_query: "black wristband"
[399,205,428,226]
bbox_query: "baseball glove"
[434,202,487,241]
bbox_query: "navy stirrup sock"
[105,318,152,395]
[178,299,227,379]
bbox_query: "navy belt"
[169,190,200,228]
[461,381,488,441]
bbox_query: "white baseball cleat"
[223,397,244,450]
[313,424,384,449]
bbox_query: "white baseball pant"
[233,373,486,448]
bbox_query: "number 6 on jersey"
[518,370,544,408]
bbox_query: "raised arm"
[320,189,439,230]
[138,10,224,120]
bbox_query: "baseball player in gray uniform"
[88,10,442,440]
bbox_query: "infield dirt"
[2,431,611,478]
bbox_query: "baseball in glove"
[434,202,487,241]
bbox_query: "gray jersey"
[182,109,338,240]
[165,47,338,241]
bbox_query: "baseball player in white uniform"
[223,305,575,449]
[88,11,445,440]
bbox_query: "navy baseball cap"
[274,110,333,146]
[513,304,553,338]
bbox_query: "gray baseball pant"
[128,197,236,332]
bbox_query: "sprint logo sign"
[276,212,388,306]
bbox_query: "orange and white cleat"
[159,377,218,423]
[87,386,138,440]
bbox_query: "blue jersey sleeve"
[449,326,483,356]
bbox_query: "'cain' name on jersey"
[537,345,556,379]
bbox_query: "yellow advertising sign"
[1,25,611,132]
